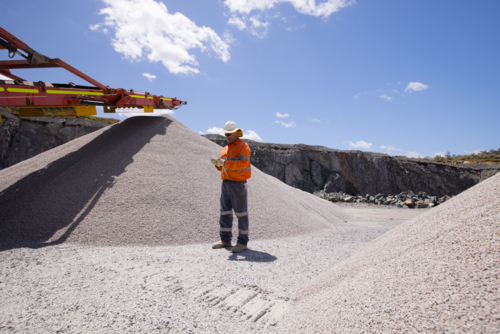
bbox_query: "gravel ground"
[0,114,399,333]
[2,114,495,333]
[0,205,418,333]
[276,171,500,333]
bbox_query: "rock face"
[0,108,111,170]
[203,134,500,196]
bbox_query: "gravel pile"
[5,113,497,333]
[0,115,349,250]
[276,171,500,332]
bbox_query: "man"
[210,121,251,253]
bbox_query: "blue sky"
[2,0,499,158]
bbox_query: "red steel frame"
[0,26,186,114]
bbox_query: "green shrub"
[430,149,500,164]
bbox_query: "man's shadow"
[0,116,171,252]
[228,249,277,262]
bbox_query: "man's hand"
[211,155,225,167]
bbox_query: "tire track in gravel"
[164,276,290,329]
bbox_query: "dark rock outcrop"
[203,134,500,196]
[318,190,452,208]
[0,109,111,170]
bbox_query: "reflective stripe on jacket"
[216,138,251,181]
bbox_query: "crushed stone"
[0,115,349,250]
[2,114,497,332]
[276,171,500,333]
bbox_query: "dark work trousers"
[219,180,249,246]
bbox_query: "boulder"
[319,188,454,209]
[416,200,427,208]
[406,198,415,208]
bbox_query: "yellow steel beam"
[75,105,97,116]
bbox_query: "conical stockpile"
[0,115,349,249]
[276,172,500,332]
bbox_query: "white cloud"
[405,82,429,93]
[275,120,296,128]
[380,145,402,152]
[464,149,484,154]
[90,24,100,31]
[311,118,321,124]
[142,73,156,81]
[347,140,372,150]
[116,108,175,118]
[392,89,398,93]
[406,151,424,158]
[224,0,356,18]
[224,0,277,14]
[228,14,270,37]
[433,151,447,157]
[98,0,230,75]
[276,112,289,118]
[228,17,247,30]
[248,15,270,37]
[244,130,263,141]
[354,93,361,99]
[224,0,353,37]
[206,126,225,135]
[380,94,392,101]
[203,127,263,141]
[223,32,237,45]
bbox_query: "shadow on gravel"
[228,249,277,262]
[0,116,171,252]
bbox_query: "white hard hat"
[221,121,243,134]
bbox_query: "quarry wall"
[0,109,110,170]
[2,110,498,197]
[204,134,500,196]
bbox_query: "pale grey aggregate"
[2,114,493,333]
[276,171,500,333]
[1,114,371,333]
[0,115,349,249]
[0,222,395,333]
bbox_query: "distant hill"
[423,149,500,164]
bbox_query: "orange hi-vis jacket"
[216,138,252,181]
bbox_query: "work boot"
[212,241,231,249]
[231,244,247,253]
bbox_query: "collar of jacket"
[228,138,241,147]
